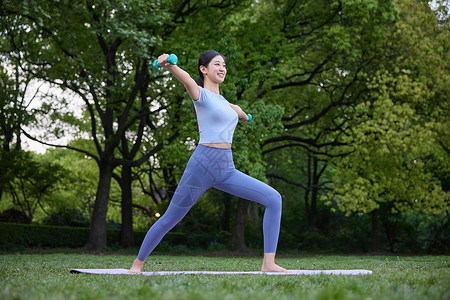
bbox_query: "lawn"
[0,253,448,300]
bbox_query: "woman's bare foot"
[261,253,291,273]
[261,263,290,273]
[128,258,144,274]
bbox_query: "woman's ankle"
[128,258,145,274]
[261,253,289,273]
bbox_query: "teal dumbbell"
[153,54,178,71]
[240,113,252,123]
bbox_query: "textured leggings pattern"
[137,144,282,261]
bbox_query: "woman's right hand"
[157,53,170,69]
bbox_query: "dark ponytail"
[196,50,226,87]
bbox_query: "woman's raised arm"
[157,54,200,100]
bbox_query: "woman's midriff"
[200,142,231,149]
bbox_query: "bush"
[0,222,222,251]
[43,208,90,227]
[0,222,89,250]
[0,209,31,224]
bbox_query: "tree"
[0,57,71,223]
[0,150,66,222]
[223,0,399,231]
[0,0,256,250]
[0,61,37,202]
[324,0,450,251]
[0,64,32,152]
[1,0,170,249]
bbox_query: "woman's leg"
[129,159,212,273]
[129,202,197,273]
[214,170,288,272]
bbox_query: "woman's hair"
[192,50,226,119]
[196,50,226,87]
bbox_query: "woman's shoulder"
[193,86,206,103]
[195,87,227,104]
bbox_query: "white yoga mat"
[70,268,372,275]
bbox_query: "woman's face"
[202,55,227,84]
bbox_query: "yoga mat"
[70,268,372,275]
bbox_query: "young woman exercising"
[129,50,288,273]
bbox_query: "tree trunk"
[120,165,135,247]
[230,198,249,252]
[371,209,379,252]
[85,157,114,251]
[222,198,231,232]
[305,155,312,226]
[163,167,177,200]
[381,210,397,253]
[310,157,319,227]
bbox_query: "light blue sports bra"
[192,87,238,144]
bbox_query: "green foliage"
[0,222,91,249]
[233,101,284,182]
[324,0,450,217]
[39,144,99,216]
[1,0,449,254]
[0,208,30,223]
[0,222,225,252]
[43,208,90,227]
[0,150,67,220]
[327,70,449,215]
[0,64,35,151]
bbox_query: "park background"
[0,0,449,256]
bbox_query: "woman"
[129,50,288,273]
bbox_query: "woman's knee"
[154,215,176,232]
[267,189,282,211]
[156,208,187,231]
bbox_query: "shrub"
[0,222,89,250]
[0,209,31,224]
[0,222,222,251]
[43,208,90,227]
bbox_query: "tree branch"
[266,173,308,190]
[262,135,346,148]
[132,203,153,217]
[283,69,363,130]
[21,128,99,163]
[262,142,352,158]
[114,130,180,168]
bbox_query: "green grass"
[0,253,448,300]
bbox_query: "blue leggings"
[137,144,282,261]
